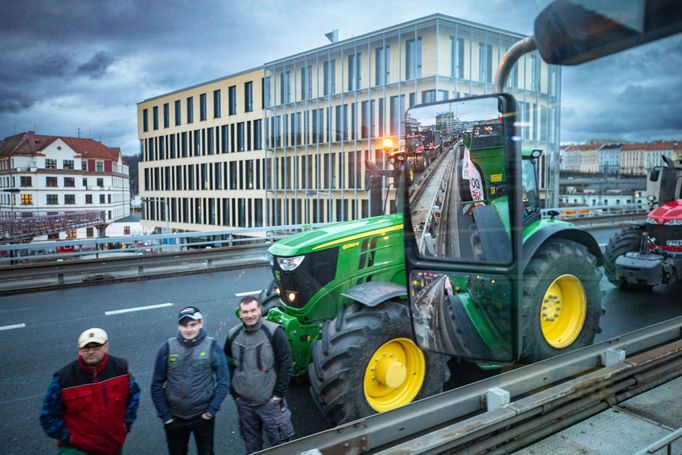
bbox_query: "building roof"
[0,131,121,160]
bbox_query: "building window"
[66,229,77,240]
[237,123,245,151]
[96,177,104,187]
[263,76,271,108]
[82,178,87,187]
[323,60,335,95]
[96,162,104,172]
[20,194,33,205]
[163,103,169,128]
[406,38,422,80]
[347,53,361,91]
[229,85,237,115]
[245,81,253,112]
[64,194,76,205]
[100,194,105,203]
[186,97,194,123]
[254,119,262,150]
[45,159,57,169]
[199,93,207,121]
[280,71,291,104]
[375,46,390,86]
[81,161,87,171]
[64,177,75,187]
[174,99,181,126]
[46,176,58,187]
[85,194,93,204]
[450,37,464,78]
[124,226,131,235]
[300,66,312,100]
[20,176,32,187]
[479,43,493,83]
[213,89,221,118]
[153,106,159,130]
[63,159,74,170]
[143,108,149,132]
[530,54,540,90]
[86,227,94,238]
[47,194,58,205]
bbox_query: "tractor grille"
[273,247,339,309]
[647,223,682,249]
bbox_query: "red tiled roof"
[0,131,120,160]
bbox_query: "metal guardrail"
[0,243,271,295]
[635,427,682,455]
[261,316,682,454]
[0,223,328,265]
[541,203,647,220]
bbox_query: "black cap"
[178,306,203,323]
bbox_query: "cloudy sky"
[2,0,681,155]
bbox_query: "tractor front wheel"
[308,300,448,425]
[520,239,602,362]
[603,227,651,291]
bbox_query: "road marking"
[235,290,262,297]
[105,303,173,316]
[0,323,25,331]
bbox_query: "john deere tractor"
[262,54,604,430]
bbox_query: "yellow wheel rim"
[363,337,426,412]
[540,274,587,348]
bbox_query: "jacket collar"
[77,353,109,376]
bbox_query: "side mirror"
[403,95,523,363]
[534,0,682,65]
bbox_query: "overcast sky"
[1,0,681,155]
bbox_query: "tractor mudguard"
[523,225,604,269]
[341,281,407,307]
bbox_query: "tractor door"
[403,95,524,363]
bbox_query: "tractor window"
[522,159,539,216]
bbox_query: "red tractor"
[604,156,682,291]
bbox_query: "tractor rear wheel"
[308,300,448,425]
[603,227,651,291]
[520,239,602,362]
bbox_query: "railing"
[541,203,647,221]
[635,427,682,455]
[0,211,106,243]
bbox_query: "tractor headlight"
[277,255,305,271]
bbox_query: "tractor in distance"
[604,155,682,291]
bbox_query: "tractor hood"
[648,200,682,224]
[269,213,404,257]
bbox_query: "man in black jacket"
[224,296,294,454]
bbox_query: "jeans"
[163,414,215,455]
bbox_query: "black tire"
[308,300,449,425]
[603,227,651,291]
[520,239,603,362]
[258,280,281,316]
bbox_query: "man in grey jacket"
[224,296,294,454]
[151,306,229,455]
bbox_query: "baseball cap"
[178,306,203,323]
[78,328,108,348]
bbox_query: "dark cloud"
[77,51,115,79]
[0,0,680,150]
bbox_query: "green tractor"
[262,63,604,430]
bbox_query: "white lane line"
[0,323,26,331]
[105,303,174,316]
[235,290,262,297]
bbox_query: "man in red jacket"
[40,328,141,455]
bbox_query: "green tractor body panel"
[266,213,406,376]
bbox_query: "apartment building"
[138,13,559,232]
[0,131,130,239]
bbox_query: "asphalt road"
[1,226,681,454]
